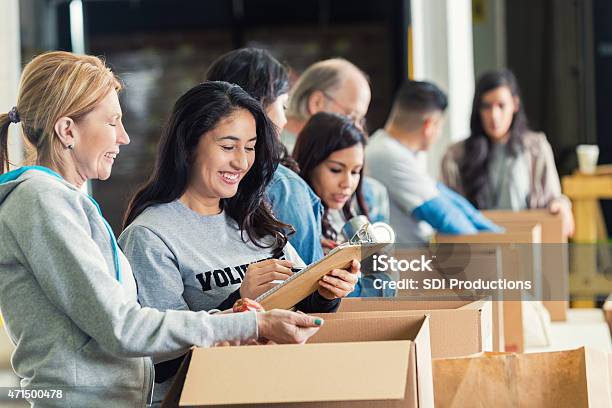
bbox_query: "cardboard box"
[307,314,434,408]
[436,227,544,353]
[390,246,522,352]
[435,225,542,295]
[329,297,492,358]
[163,315,434,408]
[483,210,569,321]
[435,223,542,245]
[542,300,569,322]
[387,247,506,351]
[433,347,612,408]
[481,209,566,243]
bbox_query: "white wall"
[0,0,23,168]
[472,0,506,78]
[411,0,475,179]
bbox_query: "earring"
[66,144,74,150]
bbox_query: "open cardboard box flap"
[329,297,492,358]
[163,315,433,408]
[433,347,612,408]
[337,297,490,313]
[307,314,433,408]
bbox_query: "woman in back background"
[441,69,574,238]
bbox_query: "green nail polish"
[314,318,323,326]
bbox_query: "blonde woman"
[0,51,321,407]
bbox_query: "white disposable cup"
[576,144,599,174]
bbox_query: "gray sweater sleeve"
[7,185,258,359]
[119,225,191,312]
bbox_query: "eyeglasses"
[321,91,367,130]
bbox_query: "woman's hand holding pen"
[240,259,294,299]
[317,259,361,300]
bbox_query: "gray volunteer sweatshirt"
[0,168,258,407]
[120,200,308,313]
[119,200,340,404]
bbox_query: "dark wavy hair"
[459,69,529,208]
[123,81,289,250]
[205,48,299,173]
[293,112,369,241]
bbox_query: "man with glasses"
[319,90,368,130]
[284,58,370,149]
[284,58,389,224]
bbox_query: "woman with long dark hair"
[293,112,369,246]
[119,82,359,404]
[205,47,324,264]
[441,69,574,238]
[293,112,394,297]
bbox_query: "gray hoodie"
[0,167,258,407]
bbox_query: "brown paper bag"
[433,347,612,408]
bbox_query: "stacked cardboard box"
[390,247,507,351]
[436,224,544,353]
[482,210,569,321]
[160,297,609,407]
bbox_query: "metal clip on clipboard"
[345,220,396,246]
[347,222,377,245]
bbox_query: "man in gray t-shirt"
[366,81,501,243]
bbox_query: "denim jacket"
[266,164,324,265]
[362,176,390,223]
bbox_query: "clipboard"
[255,242,389,310]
